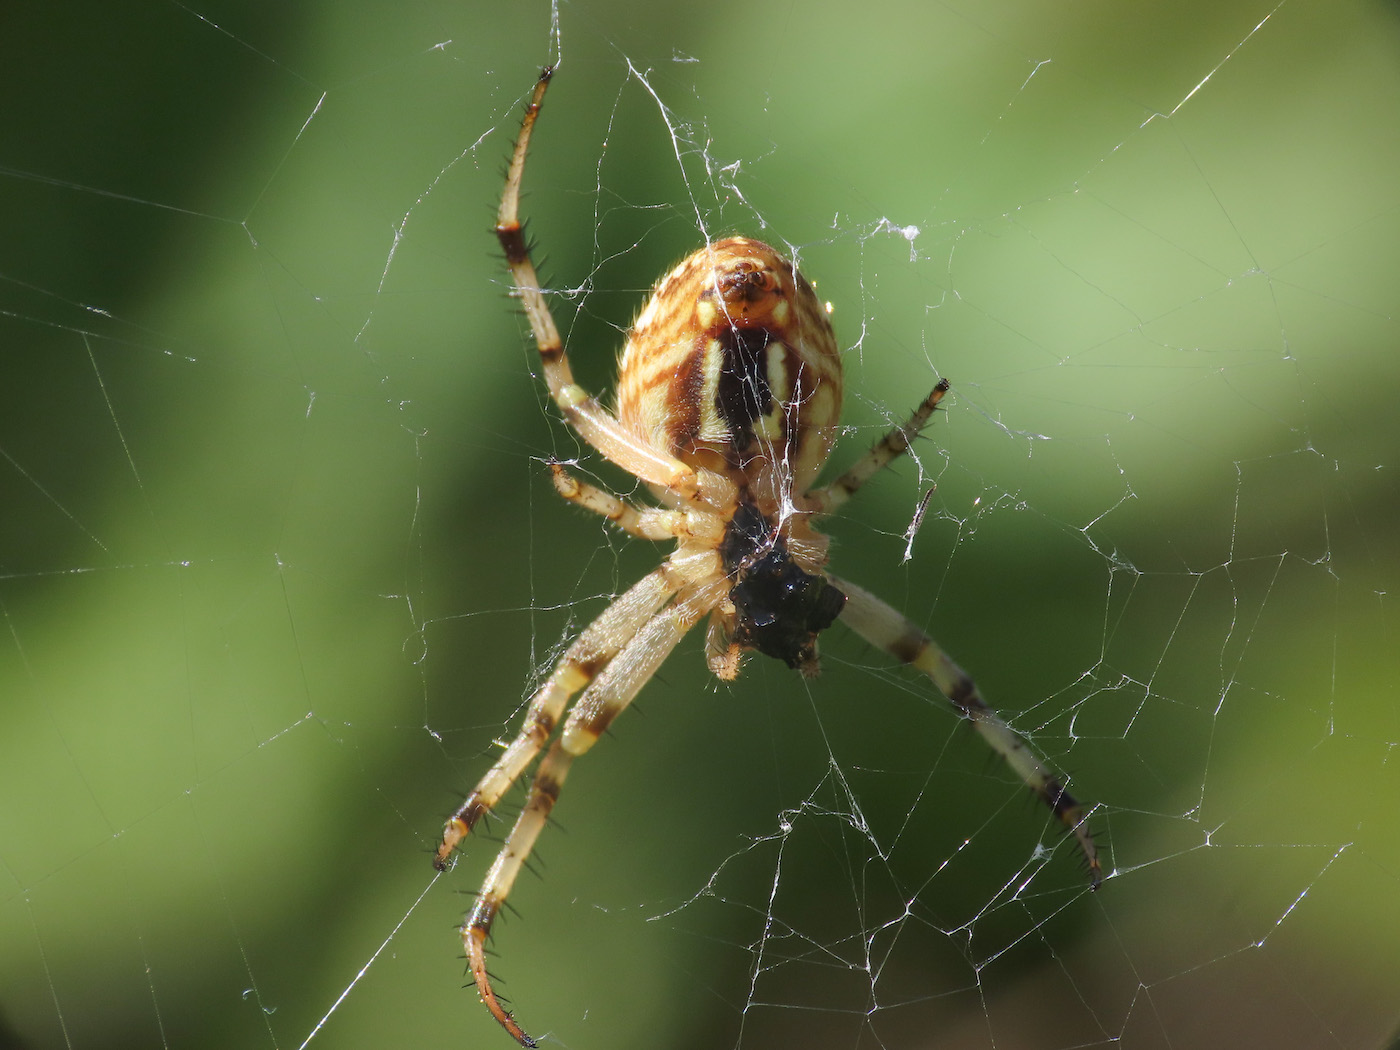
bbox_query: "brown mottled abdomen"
[616,237,843,497]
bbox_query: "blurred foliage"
[2,2,1399,1049]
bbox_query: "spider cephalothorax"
[720,500,847,675]
[437,66,1101,1048]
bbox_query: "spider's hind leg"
[495,68,730,509]
[806,378,949,515]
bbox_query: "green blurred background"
[3,1,1399,1048]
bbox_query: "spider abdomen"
[617,237,843,496]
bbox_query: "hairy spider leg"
[435,566,677,870]
[549,464,682,539]
[549,463,725,546]
[454,58,1103,1049]
[462,578,728,1046]
[494,68,732,510]
[831,575,1102,889]
[805,378,950,515]
[463,739,572,1049]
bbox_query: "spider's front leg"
[831,574,1102,889]
[434,565,678,870]
[460,576,728,1047]
[462,738,573,1048]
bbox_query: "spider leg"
[830,573,1102,889]
[435,565,679,870]
[549,463,724,545]
[463,576,727,1046]
[464,738,574,1048]
[560,578,728,753]
[806,378,950,515]
[495,69,733,510]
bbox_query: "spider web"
[2,2,1398,1049]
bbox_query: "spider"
[437,66,1101,1047]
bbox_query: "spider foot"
[467,914,538,1047]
